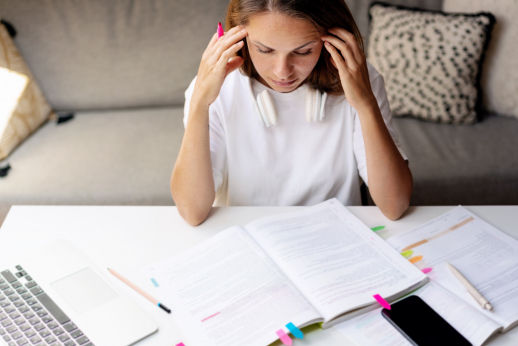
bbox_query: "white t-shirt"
[184,62,407,206]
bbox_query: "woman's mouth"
[270,78,298,87]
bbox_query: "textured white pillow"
[444,0,518,119]
[367,3,495,124]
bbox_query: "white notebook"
[142,199,428,346]
[335,206,518,346]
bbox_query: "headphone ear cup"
[306,88,321,123]
[306,88,315,123]
[261,90,278,126]
[249,78,267,126]
[257,90,278,127]
[256,93,271,127]
[319,92,327,121]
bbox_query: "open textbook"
[335,206,518,346]
[143,199,428,346]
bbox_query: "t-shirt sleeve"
[184,76,227,193]
[353,71,408,186]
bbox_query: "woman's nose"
[273,56,293,80]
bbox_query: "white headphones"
[248,78,328,127]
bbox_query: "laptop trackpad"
[51,267,118,315]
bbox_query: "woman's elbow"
[177,205,210,226]
[384,202,409,220]
[383,188,412,220]
[171,179,214,226]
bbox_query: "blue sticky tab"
[286,322,303,339]
[151,278,159,287]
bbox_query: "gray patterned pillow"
[367,3,495,124]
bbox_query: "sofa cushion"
[0,107,183,206]
[0,23,53,160]
[0,0,230,111]
[367,2,495,124]
[393,115,518,205]
[443,0,518,119]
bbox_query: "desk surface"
[1,205,518,346]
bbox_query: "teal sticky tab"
[286,322,303,339]
[371,226,385,232]
[151,278,159,287]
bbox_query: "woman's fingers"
[327,28,363,64]
[225,56,244,77]
[209,26,247,63]
[216,40,244,71]
[324,42,347,74]
[322,36,357,72]
[207,32,218,50]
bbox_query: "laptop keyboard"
[0,266,94,346]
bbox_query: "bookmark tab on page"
[175,343,185,346]
[371,226,385,232]
[409,255,423,264]
[422,267,433,274]
[276,329,293,345]
[373,294,391,310]
[286,322,303,339]
[401,250,413,258]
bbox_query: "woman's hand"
[192,26,248,108]
[321,28,377,112]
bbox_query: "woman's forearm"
[357,103,413,220]
[171,100,216,226]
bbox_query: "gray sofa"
[0,0,517,224]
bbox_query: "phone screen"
[381,296,472,346]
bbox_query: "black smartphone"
[381,296,472,346]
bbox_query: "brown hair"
[225,0,364,95]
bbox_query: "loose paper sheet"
[387,206,518,330]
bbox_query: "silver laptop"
[0,240,158,346]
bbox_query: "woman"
[171,0,412,226]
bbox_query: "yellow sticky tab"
[401,250,413,258]
[409,255,423,264]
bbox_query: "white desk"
[1,205,518,346]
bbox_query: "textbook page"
[387,206,518,331]
[334,282,501,346]
[243,199,427,324]
[143,226,321,346]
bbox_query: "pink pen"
[217,22,224,39]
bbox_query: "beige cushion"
[367,3,494,124]
[0,23,53,160]
[444,0,518,119]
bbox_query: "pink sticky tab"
[373,294,391,310]
[276,329,293,345]
[422,267,433,274]
[176,343,185,346]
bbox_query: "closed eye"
[257,48,313,56]
[257,48,274,54]
[294,50,312,56]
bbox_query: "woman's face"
[245,12,324,93]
